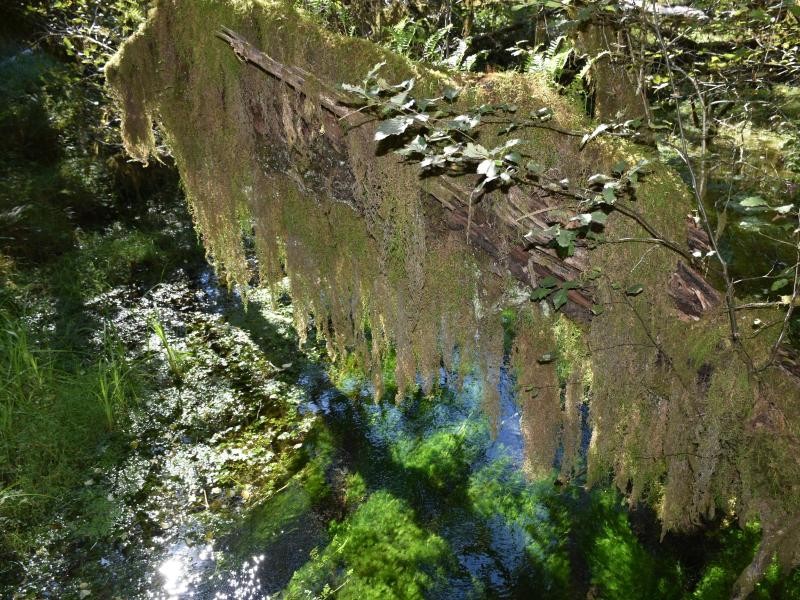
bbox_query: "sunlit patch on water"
[149,543,270,599]
[211,555,266,600]
[149,543,215,599]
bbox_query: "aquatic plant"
[0,310,143,562]
[96,326,141,430]
[149,314,187,380]
[285,490,452,599]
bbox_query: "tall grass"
[149,315,186,379]
[96,326,140,431]
[0,309,142,558]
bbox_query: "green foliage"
[56,230,167,297]
[285,491,452,600]
[689,521,800,600]
[392,428,476,491]
[468,460,573,595]
[296,0,356,36]
[343,472,367,508]
[149,315,187,380]
[0,308,143,559]
[23,0,147,139]
[583,494,682,600]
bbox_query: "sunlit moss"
[284,490,452,599]
[393,427,481,491]
[468,460,572,595]
[343,472,367,509]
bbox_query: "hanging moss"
[106,0,800,589]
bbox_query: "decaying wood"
[668,261,722,320]
[217,26,594,317]
[216,27,722,322]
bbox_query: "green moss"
[284,490,452,599]
[552,314,590,386]
[106,0,800,583]
[468,460,572,595]
[584,491,683,600]
[393,428,476,491]
[302,425,335,503]
[343,472,367,508]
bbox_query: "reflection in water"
[153,543,267,599]
[152,543,215,599]
[159,557,189,598]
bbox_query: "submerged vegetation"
[0,0,799,598]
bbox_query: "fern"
[422,24,452,63]
[388,17,417,56]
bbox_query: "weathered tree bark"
[217,27,593,317]
[217,26,745,328]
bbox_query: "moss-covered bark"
[106,0,800,589]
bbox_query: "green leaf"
[525,161,544,176]
[463,142,489,159]
[591,304,604,316]
[365,61,387,81]
[771,278,790,292]
[417,98,436,112]
[395,135,428,157]
[552,288,568,311]
[739,196,768,208]
[531,286,555,300]
[392,78,415,91]
[579,123,610,150]
[388,91,409,107]
[340,83,366,95]
[420,155,446,169]
[443,86,461,101]
[556,228,576,248]
[504,151,522,164]
[612,160,629,175]
[587,173,614,187]
[374,117,413,141]
[499,123,518,135]
[602,185,617,204]
[447,114,481,130]
[590,210,608,225]
[540,276,559,288]
[625,284,644,296]
[477,159,497,178]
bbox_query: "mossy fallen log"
[215,25,594,317]
[106,0,800,591]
